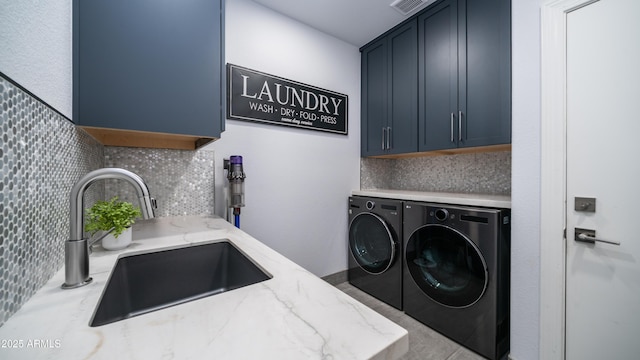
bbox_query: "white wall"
[0,0,72,118]
[511,0,544,359]
[212,0,361,277]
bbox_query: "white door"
[566,0,640,359]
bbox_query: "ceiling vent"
[390,0,436,16]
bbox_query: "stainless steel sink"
[90,240,271,327]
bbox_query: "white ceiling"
[251,0,432,47]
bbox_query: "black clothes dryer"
[403,202,510,360]
[348,196,403,310]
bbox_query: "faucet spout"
[62,168,156,289]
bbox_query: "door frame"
[540,0,600,359]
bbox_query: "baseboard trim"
[321,270,348,286]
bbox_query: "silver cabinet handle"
[575,228,620,246]
[381,127,386,150]
[458,111,463,142]
[450,113,455,142]
[387,127,392,149]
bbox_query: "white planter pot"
[102,227,132,251]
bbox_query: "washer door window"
[349,212,396,274]
[406,224,488,308]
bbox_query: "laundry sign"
[227,64,348,135]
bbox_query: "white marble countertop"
[352,189,511,209]
[0,216,408,359]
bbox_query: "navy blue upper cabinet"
[418,0,511,151]
[73,0,224,149]
[361,20,418,156]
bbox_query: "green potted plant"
[85,196,142,250]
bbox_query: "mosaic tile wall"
[0,76,104,325]
[0,75,216,326]
[104,147,215,217]
[361,150,511,195]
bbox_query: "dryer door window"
[349,212,396,274]
[406,224,488,308]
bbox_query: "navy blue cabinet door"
[361,20,418,156]
[388,21,418,154]
[419,0,511,151]
[361,40,388,156]
[418,0,459,151]
[73,0,224,138]
[461,0,511,148]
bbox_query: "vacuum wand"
[224,155,246,228]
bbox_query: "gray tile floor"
[334,282,486,360]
